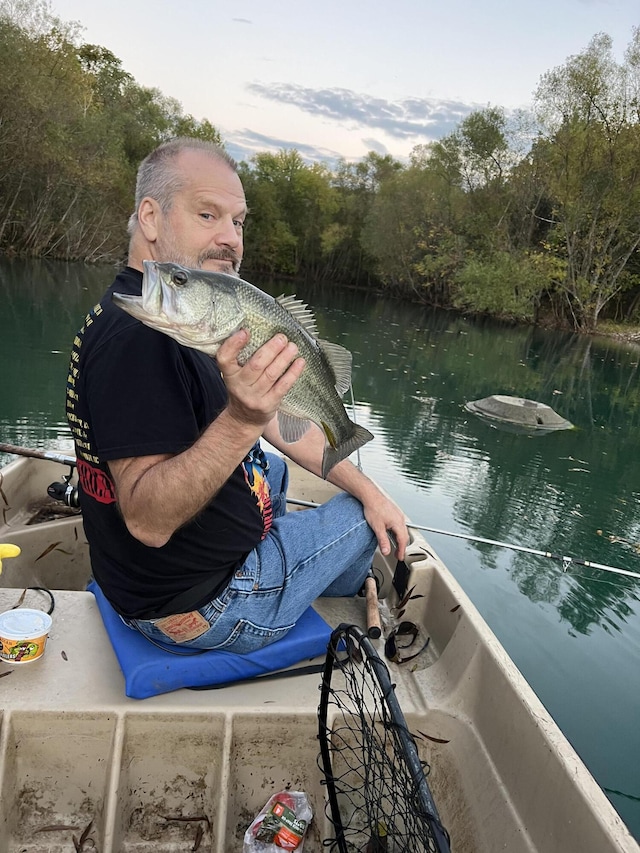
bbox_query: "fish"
[113,261,373,478]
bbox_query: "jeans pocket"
[215,619,293,654]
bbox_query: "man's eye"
[233,220,245,230]
[200,213,214,220]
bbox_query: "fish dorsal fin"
[318,339,353,397]
[276,294,319,338]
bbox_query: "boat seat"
[88,581,332,700]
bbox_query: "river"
[2,257,640,840]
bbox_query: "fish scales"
[233,281,352,435]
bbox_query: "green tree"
[454,250,555,321]
[324,152,402,285]
[240,150,337,279]
[532,30,640,329]
[0,1,225,261]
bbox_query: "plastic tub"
[0,608,52,664]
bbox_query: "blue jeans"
[128,453,377,653]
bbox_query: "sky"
[49,0,639,166]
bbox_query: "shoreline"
[592,326,640,345]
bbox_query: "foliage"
[0,1,224,261]
[531,30,640,329]
[454,251,553,321]
[239,150,338,279]
[1,1,640,333]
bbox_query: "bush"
[454,252,551,321]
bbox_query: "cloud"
[223,128,346,167]
[246,82,480,141]
[232,17,252,24]
[361,137,390,156]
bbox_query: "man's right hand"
[216,330,306,429]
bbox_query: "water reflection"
[287,283,640,639]
[0,258,113,452]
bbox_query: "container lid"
[0,608,52,639]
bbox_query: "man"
[66,137,408,653]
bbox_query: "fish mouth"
[112,261,171,328]
[113,260,241,353]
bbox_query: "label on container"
[0,633,48,663]
[0,609,52,664]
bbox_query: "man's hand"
[360,493,409,561]
[216,330,305,429]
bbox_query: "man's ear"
[137,197,161,242]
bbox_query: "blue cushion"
[88,581,332,699]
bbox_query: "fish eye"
[172,270,188,286]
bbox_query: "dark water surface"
[2,258,640,839]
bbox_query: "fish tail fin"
[321,423,374,479]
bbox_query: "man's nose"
[214,215,242,247]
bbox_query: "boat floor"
[0,456,637,853]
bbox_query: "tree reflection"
[294,283,640,635]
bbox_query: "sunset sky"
[51,0,639,164]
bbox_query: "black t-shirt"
[66,267,272,618]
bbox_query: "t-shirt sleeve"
[85,322,202,460]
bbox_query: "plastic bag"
[243,791,313,852]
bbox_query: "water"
[2,258,640,839]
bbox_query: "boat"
[0,448,638,853]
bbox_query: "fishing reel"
[47,469,80,509]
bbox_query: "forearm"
[113,330,306,548]
[267,422,408,559]
[111,409,262,547]
[325,456,382,503]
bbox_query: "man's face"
[154,150,247,275]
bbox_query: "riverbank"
[592,322,640,345]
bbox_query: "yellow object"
[0,544,21,574]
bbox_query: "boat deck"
[0,455,638,852]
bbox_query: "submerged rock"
[465,395,573,434]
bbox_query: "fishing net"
[318,623,451,852]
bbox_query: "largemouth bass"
[113,261,373,478]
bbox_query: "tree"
[240,150,337,279]
[454,250,554,322]
[0,0,79,39]
[0,2,225,261]
[532,30,640,329]
[321,152,402,285]
[363,165,446,299]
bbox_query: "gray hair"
[127,137,238,236]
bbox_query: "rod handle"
[365,575,382,639]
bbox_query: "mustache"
[198,248,241,271]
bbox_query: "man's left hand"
[361,494,409,561]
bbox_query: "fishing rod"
[0,442,79,507]
[409,524,640,581]
[4,442,638,581]
[285,497,640,581]
[0,442,76,468]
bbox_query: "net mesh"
[318,625,450,853]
